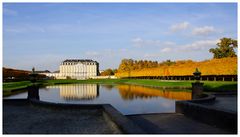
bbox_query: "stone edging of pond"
[189,93,216,103]
[175,94,237,133]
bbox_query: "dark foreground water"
[5,84,191,115]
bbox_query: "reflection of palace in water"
[46,84,99,100]
[117,85,192,100]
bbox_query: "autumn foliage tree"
[209,37,237,59]
[3,67,48,81]
[118,59,159,72]
[3,67,31,81]
[100,68,116,76]
[115,57,237,77]
[116,37,237,78]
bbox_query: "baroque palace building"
[60,59,99,79]
[42,59,99,80]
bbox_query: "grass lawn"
[3,79,237,97]
[46,79,237,91]
[3,81,32,97]
[3,81,32,91]
[203,81,237,92]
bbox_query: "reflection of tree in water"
[101,85,114,91]
[117,85,191,100]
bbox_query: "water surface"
[5,84,191,115]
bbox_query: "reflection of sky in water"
[4,84,191,115]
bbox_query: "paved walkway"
[3,102,121,134]
[199,94,237,113]
[3,93,237,134]
[128,94,237,134]
[127,113,230,134]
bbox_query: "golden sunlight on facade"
[43,59,99,79]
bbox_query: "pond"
[5,84,192,115]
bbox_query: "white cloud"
[119,48,128,52]
[192,26,215,35]
[144,53,160,58]
[4,28,25,33]
[160,48,172,53]
[85,51,101,57]
[131,37,175,48]
[104,49,115,55]
[132,37,161,47]
[144,47,173,58]
[170,21,190,32]
[85,49,122,58]
[180,39,219,51]
[142,39,218,55]
[4,25,46,33]
[3,8,18,16]
[163,41,176,46]
[131,38,143,47]
[132,37,143,43]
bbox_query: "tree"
[118,59,134,72]
[209,37,237,59]
[159,60,176,66]
[100,68,115,76]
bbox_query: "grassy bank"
[46,79,237,91]
[3,81,32,97]
[3,81,32,91]
[3,79,237,97]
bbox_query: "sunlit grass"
[3,79,237,97]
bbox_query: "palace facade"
[42,59,99,80]
[60,59,99,79]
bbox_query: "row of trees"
[3,67,31,80]
[115,57,237,77]
[117,59,177,73]
[118,59,158,72]
[115,37,238,77]
[3,67,48,81]
[100,59,177,76]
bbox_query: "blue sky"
[3,3,237,71]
